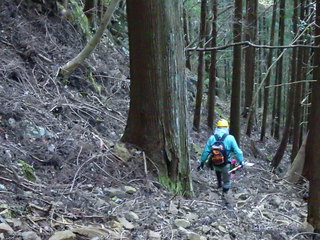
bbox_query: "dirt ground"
[0,1,311,240]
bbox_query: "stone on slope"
[168,201,179,215]
[187,231,201,240]
[6,218,22,228]
[48,230,76,240]
[174,219,191,228]
[148,230,161,240]
[114,143,132,161]
[217,225,227,233]
[21,231,41,240]
[0,223,14,235]
[222,234,232,240]
[71,227,111,238]
[103,187,126,197]
[201,225,211,234]
[125,211,139,222]
[118,217,135,230]
[185,213,199,221]
[124,186,137,194]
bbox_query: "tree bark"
[300,45,310,139]
[306,0,320,231]
[292,0,306,161]
[193,0,207,131]
[59,0,120,78]
[257,16,266,109]
[260,0,277,141]
[243,0,257,117]
[122,0,192,196]
[229,0,242,144]
[207,0,217,130]
[244,0,258,136]
[287,0,299,153]
[183,7,192,70]
[271,81,295,169]
[274,0,298,166]
[273,0,286,140]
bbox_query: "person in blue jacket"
[197,119,244,198]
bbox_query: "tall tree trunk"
[271,79,277,136]
[257,16,267,109]
[243,0,257,117]
[229,0,242,144]
[271,80,295,169]
[59,0,120,78]
[193,0,207,131]
[183,7,192,70]
[273,0,286,140]
[244,0,258,136]
[300,46,310,138]
[301,0,311,148]
[271,0,297,167]
[260,0,277,141]
[306,0,320,231]
[291,48,304,159]
[292,0,306,160]
[288,0,299,161]
[205,2,212,73]
[122,0,192,195]
[224,57,231,96]
[207,0,217,130]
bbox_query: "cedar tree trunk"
[207,0,217,130]
[122,0,192,196]
[260,0,277,141]
[193,0,207,131]
[306,0,320,231]
[229,0,242,144]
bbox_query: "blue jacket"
[200,128,244,165]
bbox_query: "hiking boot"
[222,188,233,205]
[222,188,229,198]
[216,171,222,189]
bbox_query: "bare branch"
[59,0,121,78]
[265,79,317,88]
[186,40,319,52]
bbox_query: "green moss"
[67,0,92,38]
[18,160,36,182]
[87,71,102,95]
[158,174,194,197]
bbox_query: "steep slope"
[0,1,310,240]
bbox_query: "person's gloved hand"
[197,162,204,171]
[239,162,244,168]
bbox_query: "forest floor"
[0,1,312,240]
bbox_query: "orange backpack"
[210,133,228,166]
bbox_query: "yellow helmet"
[217,119,229,127]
